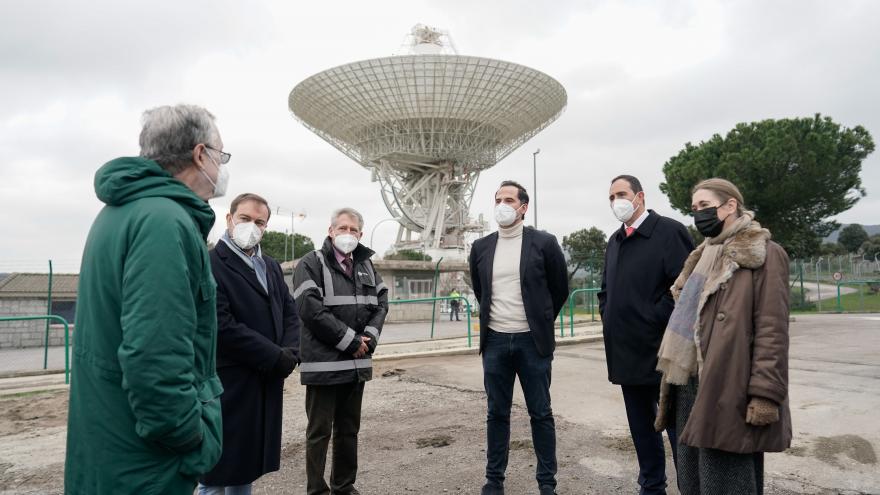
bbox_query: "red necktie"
[625,226,635,237]
[342,257,353,276]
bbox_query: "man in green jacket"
[65,104,231,494]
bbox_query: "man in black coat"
[598,175,694,495]
[199,193,300,495]
[469,181,569,495]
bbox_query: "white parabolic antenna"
[289,24,567,256]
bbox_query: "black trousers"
[621,384,678,495]
[305,382,365,495]
[450,304,460,321]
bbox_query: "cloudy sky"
[1,0,878,272]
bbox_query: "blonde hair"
[691,178,745,215]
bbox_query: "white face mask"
[333,234,359,254]
[611,197,638,223]
[200,153,229,199]
[231,221,262,251]
[494,203,521,227]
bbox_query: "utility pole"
[532,148,540,228]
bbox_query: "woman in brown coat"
[655,178,792,494]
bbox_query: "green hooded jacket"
[65,157,223,494]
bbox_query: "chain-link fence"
[0,315,70,382]
[790,257,880,312]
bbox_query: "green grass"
[832,287,880,312]
[791,285,880,313]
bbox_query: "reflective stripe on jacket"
[293,237,388,385]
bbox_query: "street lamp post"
[291,212,307,261]
[532,148,540,228]
[276,206,306,262]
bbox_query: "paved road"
[390,314,880,494]
[802,282,857,302]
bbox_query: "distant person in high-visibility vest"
[449,289,462,321]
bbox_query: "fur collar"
[672,221,771,301]
[674,219,771,375]
[656,218,771,431]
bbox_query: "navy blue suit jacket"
[469,226,569,357]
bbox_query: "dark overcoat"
[201,240,300,486]
[598,210,694,385]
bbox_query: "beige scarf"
[656,212,756,384]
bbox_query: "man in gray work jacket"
[293,207,388,495]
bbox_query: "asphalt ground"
[0,314,877,494]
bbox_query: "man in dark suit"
[469,180,568,495]
[199,193,300,495]
[598,175,694,495]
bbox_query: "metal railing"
[559,288,601,336]
[836,280,880,313]
[387,296,473,347]
[0,315,70,384]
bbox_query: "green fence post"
[588,288,594,322]
[564,288,600,337]
[559,312,564,337]
[836,282,842,313]
[429,258,443,339]
[64,316,70,384]
[0,314,70,384]
[859,282,865,312]
[799,260,805,308]
[44,259,53,369]
[464,297,472,348]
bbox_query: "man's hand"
[352,336,371,358]
[271,347,297,379]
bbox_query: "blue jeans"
[198,483,253,495]
[482,329,556,489]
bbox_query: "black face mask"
[694,207,725,238]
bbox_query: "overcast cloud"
[1,0,878,272]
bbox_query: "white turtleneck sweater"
[488,221,530,333]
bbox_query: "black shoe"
[538,485,557,495]
[481,482,504,495]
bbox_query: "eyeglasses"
[204,144,231,165]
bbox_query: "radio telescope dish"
[289,24,566,255]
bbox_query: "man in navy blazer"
[200,193,300,495]
[469,181,568,495]
[598,175,694,495]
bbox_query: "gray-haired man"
[293,207,389,495]
[65,104,227,493]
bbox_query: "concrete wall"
[0,298,70,349]
[385,303,435,322]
